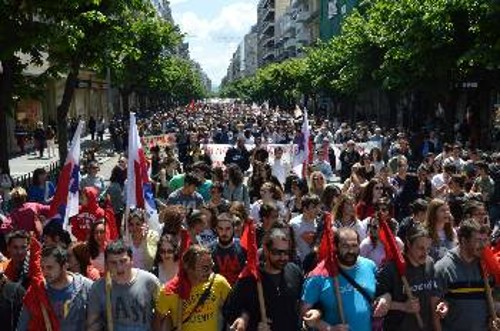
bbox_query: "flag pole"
[481,262,498,320]
[106,271,114,331]
[333,276,346,323]
[257,281,268,324]
[176,299,183,331]
[401,276,424,329]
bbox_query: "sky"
[170,0,259,88]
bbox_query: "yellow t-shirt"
[156,273,231,331]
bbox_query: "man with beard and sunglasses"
[374,225,447,331]
[225,226,303,331]
[301,227,377,331]
[211,213,247,285]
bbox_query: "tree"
[0,0,53,174]
[43,0,148,165]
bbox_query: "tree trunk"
[57,61,80,166]
[121,88,131,115]
[0,58,16,175]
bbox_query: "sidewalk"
[9,133,118,181]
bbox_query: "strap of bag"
[338,267,373,305]
[180,273,216,326]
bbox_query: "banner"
[201,141,381,171]
[141,133,176,154]
[330,141,381,170]
[201,144,297,168]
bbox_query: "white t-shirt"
[131,243,146,270]
[90,251,105,274]
[360,236,404,267]
[290,214,317,262]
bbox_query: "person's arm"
[16,305,30,331]
[86,282,104,331]
[153,311,173,331]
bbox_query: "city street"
[1,1,500,331]
[9,133,119,182]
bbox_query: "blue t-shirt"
[47,281,76,320]
[28,181,55,204]
[302,257,376,331]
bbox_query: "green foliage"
[221,0,500,103]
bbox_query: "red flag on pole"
[22,239,60,331]
[239,219,260,280]
[164,229,192,299]
[482,245,500,285]
[308,212,339,277]
[379,217,406,276]
[187,100,195,113]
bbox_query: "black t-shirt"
[376,257,440,331]
[224,263,303,331]
[0,281,25,331]
[211,241,247,285]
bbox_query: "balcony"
[296,10,309,23]
[284,39,296,51]
[304,8,320,23]
[263,36,275,48]
[262,49,276,61]
[296,30,311,46]
[262,6,275,22]
[261,21,275,36]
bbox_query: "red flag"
[308,212,339,277]
[164,229,192,299]
[482,245,500,285]
[379,218,406,276]
[239,219,260,280]
[23,238,60,331]
[187,100,195,113]
[4,237,42,282]
[103,197,119,241]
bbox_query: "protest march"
[0,102,499,331]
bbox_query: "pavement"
[9,133,119,182]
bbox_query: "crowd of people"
[0,102,499,331]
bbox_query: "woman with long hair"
[222,163,250,209]
[27,168,55,204]
[320,184,341,213]
[356,177,385,220]
[360,198,403,268]
[424,199,456,261]
[151,235,180,284]
[342,163,368,199]
[360,153,376,181]
[104,163,126,232]
[309,171,326,197]
[332,194,368,241]
[249,181,286,223]
[284,175,309,218]
[370,147,385,174]
[68,242,100,280]
[87,219,107,276]
[126,208,159,271]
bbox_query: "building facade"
[319,0,358,41]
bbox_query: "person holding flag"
[48,121,84,228]
[301,224,377,331]
[374,225,447,330]
[225,223,303,331]
[17,245,93,331]
[435,220,500,331]
[154,244,231,331]
[126,112,162,237]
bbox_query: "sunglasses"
[159,249,175,254]
[270,248,289,257]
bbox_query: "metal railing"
[13,161,61,190]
